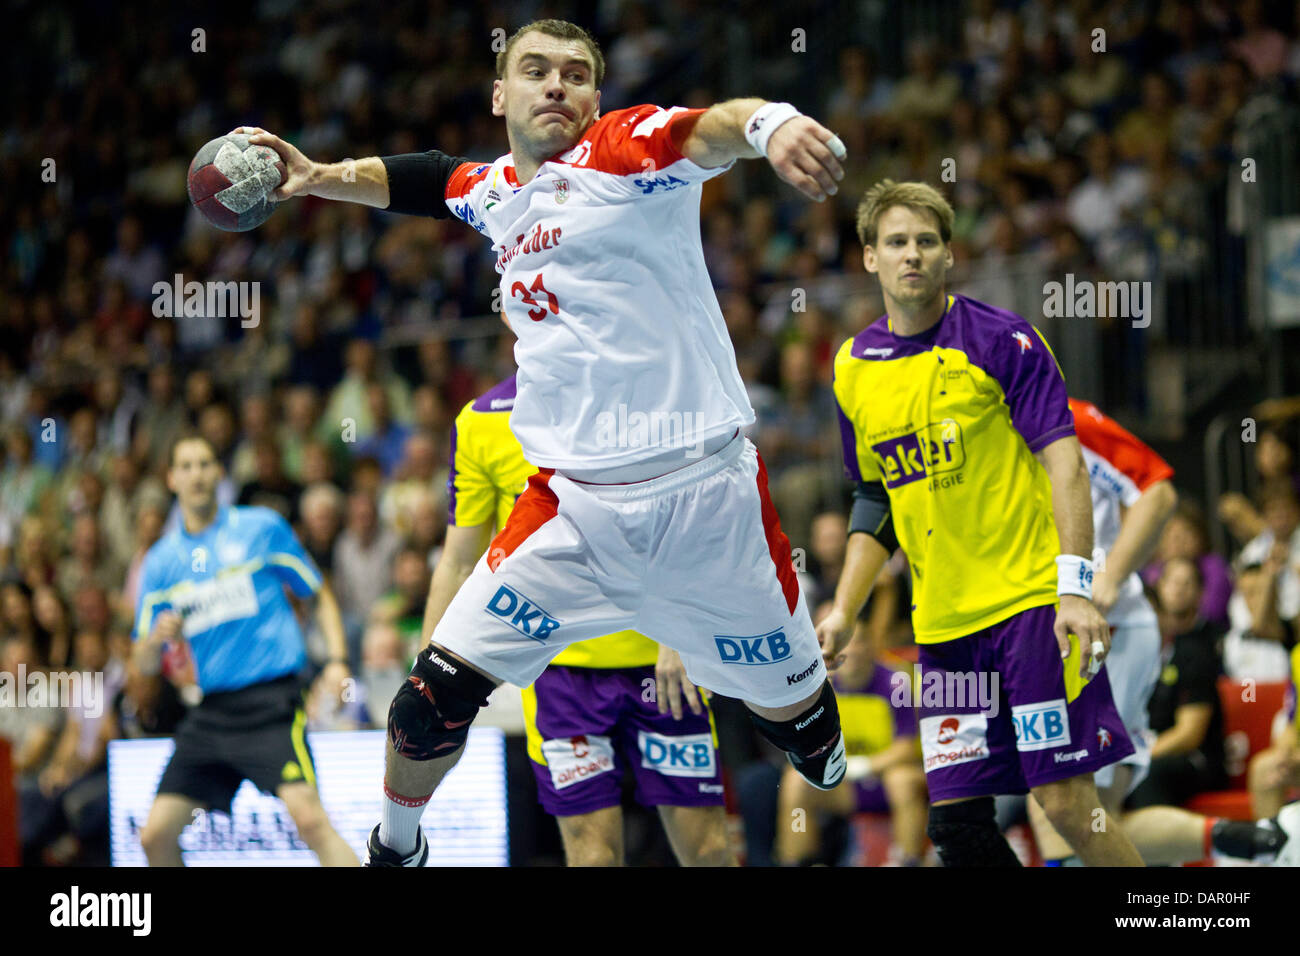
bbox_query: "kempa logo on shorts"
[485,584,561,642]
[715,629,791,666]
[786,659,819,686]
[0,666,105,719]
[50,886,151,936]
[1011,699,1071,752]
[1053,748,1090,763]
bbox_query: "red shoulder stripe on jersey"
[573,104,706,176]
[487,470,557,571]
[1068,398,1174,491]
[445,161,491,201]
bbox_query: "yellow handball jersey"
[833,294,1076,644]
[449,376,659,668]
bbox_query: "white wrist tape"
[744,102,802,157]
[1056,554,1095,600]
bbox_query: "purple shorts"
[523,665,725,817]
[917,603,1135,803]
[854,779,891,814]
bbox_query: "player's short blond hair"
[855,180,954,247]
[496,20,606,88]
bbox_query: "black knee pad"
[387,647,495,761]
[748,681,846,788]
[926,797,1023,867]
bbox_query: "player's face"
[863,205,953,309]
[167,440,221,511]
[492,32,600,160]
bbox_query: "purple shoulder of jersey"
[844,293,1074,454]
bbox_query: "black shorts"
[155,673,317,813]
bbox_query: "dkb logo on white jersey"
[714,629,791,665]
[485,584,561,643]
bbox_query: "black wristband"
[380,150,473,217]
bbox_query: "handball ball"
[187,132,285,232]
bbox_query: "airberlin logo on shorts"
[714,629,791,665]
[919,713,989,770]
[485,584,561,642]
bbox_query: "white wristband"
[744,102,802,157]
[1056,554,1094,599]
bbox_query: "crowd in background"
[3,0,1300,865]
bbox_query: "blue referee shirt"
[133,505,322,694]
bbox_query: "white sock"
[380,786,431,856]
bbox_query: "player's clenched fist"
[765,115,846,203]
[232,127,316,200]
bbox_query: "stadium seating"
[1183,677,1288,822]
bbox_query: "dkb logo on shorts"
[714,629,791,665]
[638,731,716,778]
[1010,699,1071,752]
[485,584,561,642]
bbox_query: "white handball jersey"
[1069,398,1175,625]
[440,104,754,471]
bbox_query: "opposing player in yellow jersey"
[429,376,733,866]
[818,180,1143,866]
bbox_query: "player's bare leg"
[880,763,928,863]
[657,804,735,865]
[369,642,502,865]
[278,782,360,866]
[776,764,854,864]
[555,806,624,866]
[1030,774,1143,866]
[1249,746,1298,818]
[139,793,204,866]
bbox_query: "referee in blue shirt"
[132,432,359,865]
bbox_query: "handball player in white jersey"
[242,18,851,864]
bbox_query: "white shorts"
[430,433,826,708]
[1093,610,1161,794]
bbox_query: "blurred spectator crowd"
[3,0,1300,865]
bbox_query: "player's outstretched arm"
[234,127,392,206]
[679,99,846,202]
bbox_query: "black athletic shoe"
[788,732,847,791]
[364,825,428,867]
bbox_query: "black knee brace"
[387,647,495,760]
[926,797,1023,867]
[748,681,846,789]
